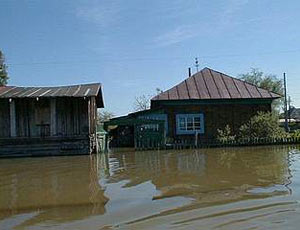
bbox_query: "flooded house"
[106,67,281,148]
[0,83,104,157]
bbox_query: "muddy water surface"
[0,145,300,229]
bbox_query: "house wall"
[0,99,10,137]
[88,97,97,135]
[56,98,90,137]
[160,103,271,141]
[0,97,100,156]
[0,97,97,138]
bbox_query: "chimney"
[188,67,192,77]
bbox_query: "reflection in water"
[0,145,299,230]
[0,155,108,228]
[107,146,291,204]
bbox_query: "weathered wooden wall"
[56,98,89,137]
[15,99,36,137]
[0,97,96,138]
[161,103,271,140]
[0,96,99,157]
[0,99,10,137]
[88,97,97,135]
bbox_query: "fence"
[135,136,300,151]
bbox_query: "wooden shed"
[0,83,104,157]
[106,67,281,149]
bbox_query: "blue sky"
[1,0,300,116]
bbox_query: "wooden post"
[284,73,289,132]
[9,99,17,137]
[50,99,57,136]
[87,97,91,134]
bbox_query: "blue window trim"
[176,113,205,135]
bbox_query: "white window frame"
[176,114,204,135]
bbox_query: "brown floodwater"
[0,145,300,230]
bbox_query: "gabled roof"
[0,83,104,108]
[152,67,282,101]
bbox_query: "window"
[138,114,168,134]
[176,114,204,135]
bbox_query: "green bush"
[290,130,300,138]
[217,125,236,143]
[238,112,286,139]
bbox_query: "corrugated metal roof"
[0,83,104,107]
[152,67,282,101]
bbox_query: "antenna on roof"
[188,67,192,77]
[195,57,199,72]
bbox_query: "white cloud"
[218,0,249,28]
[153,25,199,47]
[75,0,121,28]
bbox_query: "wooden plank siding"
[161,103,271,141]
[0,98,94,139]
[56,98,90,137]
[0,83,104,157]
[0,97,98,156]
[0,99,10,137]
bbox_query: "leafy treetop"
[0,50,9,86]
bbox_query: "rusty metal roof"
[0,83,104,108]
[152,67,282,101]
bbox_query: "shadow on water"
[0,145,299,229]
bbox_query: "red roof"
[152,67,282,101]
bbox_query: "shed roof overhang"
[0,83,104,108]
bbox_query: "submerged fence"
[135,136,300,151]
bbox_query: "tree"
[238,112,286,139]
[97,110,114,124]
[239,68,284,111]
[0,50,9,86]
[216,112,287,141]
[133,95,151,112]
[133,88,163,112]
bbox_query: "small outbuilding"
[106,67,281,149]
[0,83,104,157]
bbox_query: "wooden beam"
[50,99,57,136]
[10,99,16,137]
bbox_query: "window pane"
[187,117,193,130]
[179,117,186,130]
[194,117,201,123]
[194,122,201,130]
